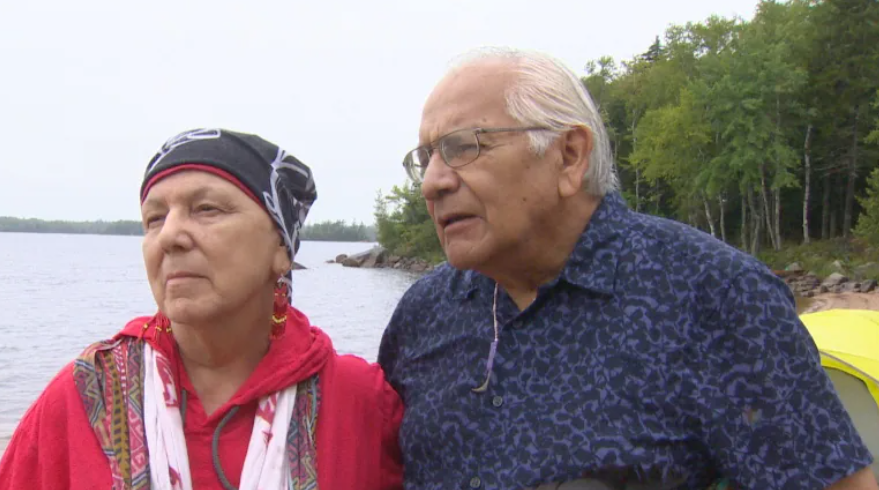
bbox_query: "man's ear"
[557,125,593,198]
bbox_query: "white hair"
[449,47,619,196]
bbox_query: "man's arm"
[715,469,877,490]
[692,265,874,489]
[827,468,878,490]
[378,286,413,396]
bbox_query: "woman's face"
[140,170,289,325]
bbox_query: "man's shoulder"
[384,262,473,342]
[398,261,470,306]
[622,210,766,279]
[606,209,784,320]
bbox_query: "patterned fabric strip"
[125,343,150,489]
[74,336,321,490]
[74,337,148,490]
[287,375,320,490]
[108,346,132,485]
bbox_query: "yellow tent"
[800,309,879,478]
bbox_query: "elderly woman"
[0,129,403,489]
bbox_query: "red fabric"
[0,306,403,490]
[140,163,263,206]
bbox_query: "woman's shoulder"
[0,359,110,489]
[33,319,151,418]
[117,315,153,338]
[1,363,81,470]
[27,361,79,412]
[328,354,390,390]
[321,354,401,412]
[314,354,404,490]
[23,321,143,422]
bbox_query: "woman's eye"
[144,215,164,228]
[195,204,220,213]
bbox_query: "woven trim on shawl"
[73,337,150,490]
[287,374,320,490]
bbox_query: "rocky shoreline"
[329,247,879,300]
[776,261,879,297]
[328,246,436,273]
[780,271,878,297]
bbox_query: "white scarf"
[143,344,298,490]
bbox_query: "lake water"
[0,233,420,456]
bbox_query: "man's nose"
[420,151,459,201]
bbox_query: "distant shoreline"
[0,229,143,237]
[0,230,376,243]
[0,217,377,242]
[0,217,143,236]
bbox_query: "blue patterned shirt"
[378,193,873,490]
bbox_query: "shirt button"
[492,396,504,407]
[469,476,482,488]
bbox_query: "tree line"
[585,0,879,254]
[0,216,377,242]
[0,217,144,236]
[299,220,376,242]
[375,0,879,261]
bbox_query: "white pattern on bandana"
[147,128,222,172]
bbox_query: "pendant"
[471,340,498,393]
[471,375,491,393]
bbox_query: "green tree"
[711,2,806,251]
[810,0,879,238]
[860,91,879,243]
[854,167,879,244]
[300,220,372,241]
[632,87,712,229]
[374,183,443,262]
[868,90,879,145]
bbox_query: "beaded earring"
[271,281,289,340]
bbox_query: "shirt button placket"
[469,476,482,488]
[491,395,504,407]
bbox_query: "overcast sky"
[0,0,760,225]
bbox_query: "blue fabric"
[378,193,873,490]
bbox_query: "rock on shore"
[330,252,879,294]
[777,266,878,297]
[331,246,436,273]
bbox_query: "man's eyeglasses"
[402,126,556,183]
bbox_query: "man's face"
[418,61,564,271]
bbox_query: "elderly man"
[377,48,876,490]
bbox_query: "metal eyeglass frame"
[402,126,557,182]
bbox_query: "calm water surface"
[0,233,419,455]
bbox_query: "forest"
[376,0,879,269]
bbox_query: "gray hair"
[450,47,619,196]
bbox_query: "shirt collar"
[454,192,629,298]
[559,192,628,295]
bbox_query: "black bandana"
[141,128,317,282]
